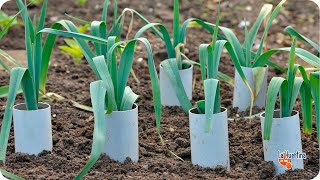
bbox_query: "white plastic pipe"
[189,107,230,170]
[233,66,268,112]
[260,110,304,175]
[104,104,139,162]
[160,61,193,106]
[13,102,52,155]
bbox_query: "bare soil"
[0,0,319,179]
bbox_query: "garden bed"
[0,0,319,179]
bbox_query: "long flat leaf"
[91,21,107,56]
[220,27,246,66]
[284,26,320,52]
[252,67,267,98]
[0,169,24,180]
[310,72,320,145]
[74,81,107,180]
[121,86,139,111]
[173,0,180,47]
[0,68,36,161]
[204,79,219,133]
[0,85,22,98]
[254,0,286,59]
[300,82,312,134]
[263,77,287,140]
[101,0,110,22]
[253,47,320,68]
[93,55,117,112]
[245,4,272,51]
[161,58,193,113]
[134,23,174,58]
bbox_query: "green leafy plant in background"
[58,24,89,65]
[0,0,55,161]
[263,39,320,146]
[29,0,42,6]
[76,0,87,6]
[0,11,19,30]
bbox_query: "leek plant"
[218,0,320,115]
[133,0,228,113]
[263,39,320,146]
[0,0,55,161]
[195,7,223,132]
[72,37,161,179]
[43,19,169,175]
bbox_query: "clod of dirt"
[258,161,275,179]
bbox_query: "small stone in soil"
[174,137,189,148]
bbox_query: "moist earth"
[0,0,319,179]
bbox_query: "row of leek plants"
[0,0,319,179]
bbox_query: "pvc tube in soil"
[260,110,304,175]
[104,104,139,163]
[233,66,268,112]
[160,61,193,106]
[13,102,52,155]
[189,107,230,170]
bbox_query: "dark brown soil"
[0,0,319,179]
